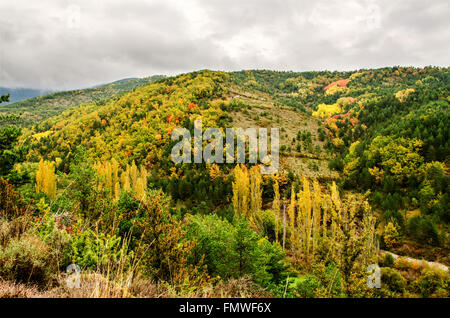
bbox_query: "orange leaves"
[324,79,350,91]
[188,103,197,111]
[167,114,174,124]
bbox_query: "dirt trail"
[380,250,448,272]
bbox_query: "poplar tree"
[35,159,57,199]
[272,179,280,244]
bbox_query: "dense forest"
[0,67,448,298]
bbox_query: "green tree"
[0,94,26,180]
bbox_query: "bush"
[0,217,30,247]
[381,267,407,294]
[184,215,288,288]
[295,274,323,298]
[0,178,27,220]
[67,229,126,271]
[295,263,344,298]
[0,234,54,286]
[382,253,395,268]
[416,270,449,298]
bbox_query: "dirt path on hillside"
[380,250,448,272]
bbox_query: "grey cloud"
[0,0,448,90]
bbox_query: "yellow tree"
[312,179,322,257]
[249,165,262,220]
[232,165,250,218]
[272,179,280,244]
[287,185,296,248]
[35,159,57,199]
[297,176,312,259]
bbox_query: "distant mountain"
[91,77,140,88]
[0,87,52,104]
[0,75,166,127]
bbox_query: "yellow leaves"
[95,160,148,201]
[383,222,400,249]
[366,136,425,184]
[272,179,280,244]
[231,165,263,222]
[325,83,347,96]
[330,181,341,213]
[332,138,345,149]
[209,164,221,181]
[32,131,52,141]
[395,88,415,102]
[169,167,179,179]
[343,141,361,177]
[288,185,296,246]
[232,165,250,218]
[27,71,228,172]
[313,103,343,118]
[249,166,263,217]
[368,167,384,184]
[35,159,57,199]
[350,72,363,80]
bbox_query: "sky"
[0,0,449,90]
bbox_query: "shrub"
[256,209,278,242]
[382,253,395,268]
[383,222,400,248]
[0,234,54,286]
[184,215,288,288]
[416,270,449,298]
[67,229,125,271]
[133,190,207,286]
[295,263,344,298]
[0,217,30,247]
[295,274,323,298]
[381,267,407,294]
[0,178,27,220]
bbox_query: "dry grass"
[0,279,43,298]
[0,275,270,299]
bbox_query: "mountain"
[0,87,52,104]
[0,75,166,127]
[4,67,449,298]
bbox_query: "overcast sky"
[0,0,449,90]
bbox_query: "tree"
[35,159,57,199]
[272,179,280,244]
[133,190,207,286]
[0,94,25,179]
[68,147,99,217]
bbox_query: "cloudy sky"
[0,0,449,90]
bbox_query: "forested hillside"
[0,67,448,298]
[0,76,165,127]
[0,87,51,104]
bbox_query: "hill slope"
[0,87,51,104]
[4,66,449,298]
[0,75,165,127]
[24,67,449,257]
